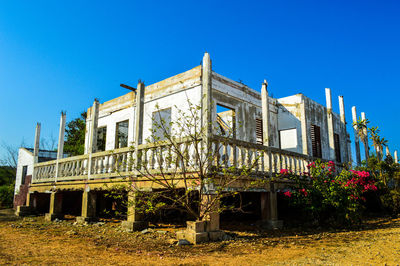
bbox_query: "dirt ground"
[0,209,399,265]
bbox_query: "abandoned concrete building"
[15,53,358,241]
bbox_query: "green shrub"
[280,161,378,226]
[0,184,14,208]
[381,189,400,216]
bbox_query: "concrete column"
[33,123,41,164]
[87,100,99,178]
[338,96,348,163]
[121,191,148,231]
[261,80,270,146]
[76,188,97,223]
[134,81,145,170]
[201,194,220,232]
[325,88,336,161]
[386,146,390,157]
[361,112,369,162]
[352,106,362,166]
[88,100,99,153]
[45,192,63,221]
[260,192,270,221]
[55,112,66,181]
[260,184,282,229]
[300,96,309,156]
[394,150,398,163]
[202,53,212,167]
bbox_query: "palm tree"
[369,126,388,162]
[353,118,370,165]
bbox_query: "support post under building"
[45,192,63,221]
[76,188,98,223]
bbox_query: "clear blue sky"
[1,0,399,160]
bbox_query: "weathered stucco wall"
[85,66,202,151]
[82,64,348,163]
[276,95,303,153]
[14,148,33,195]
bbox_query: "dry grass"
[0,209,399,265]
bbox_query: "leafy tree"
[64,112,87,156]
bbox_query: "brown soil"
[0,209,399,265]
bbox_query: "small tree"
[64,112,87,156]
[110,98,259,222]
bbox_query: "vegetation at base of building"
[0,166,15,208]
[64,112,87,156]
[279,161,379,226]
[281,154,400,227]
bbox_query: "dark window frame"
[21,165,28,185]
[311,125,322,158]
[334,133,341,163]
[115,120,129,149]
[97,126,107,152]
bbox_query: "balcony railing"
[32,136,342,184]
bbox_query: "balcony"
[32,135,340,184]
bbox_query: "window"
[97,127,107,151]
[334,133,341,163]
[21,165,28,185]
[279,128,297,151]
[115,120,129,148]
[256,118,263,144]
[152,108,172,141]
[216,104,235,137]
[311,125,322,158]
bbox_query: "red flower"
[284,191,292,197]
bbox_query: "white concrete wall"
[276,95,303,153]
[14,148,33,195]
[142,85,202,141]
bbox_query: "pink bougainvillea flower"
[284,190,292,197]
[280,169,289,175]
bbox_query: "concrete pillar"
[261,80,270,146]
[76,188,97,223]
[87,100,99,178]
[338,96,348,163]
[361,112,369,162]
[201,194,220,232]
[45,192,63,221]
[260,184,282,229]
[134,81,145,170]
[33,123,41,164]
[55,112,66,181]
[202,52,212,166]
[352,106,362,166]
[386,146,390,157]
[394,150,398,163]
[300,96,309,156]
[26,191,34,207]
[121,191,148,231]
[325,88,336,161]
[88,100,99,153]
